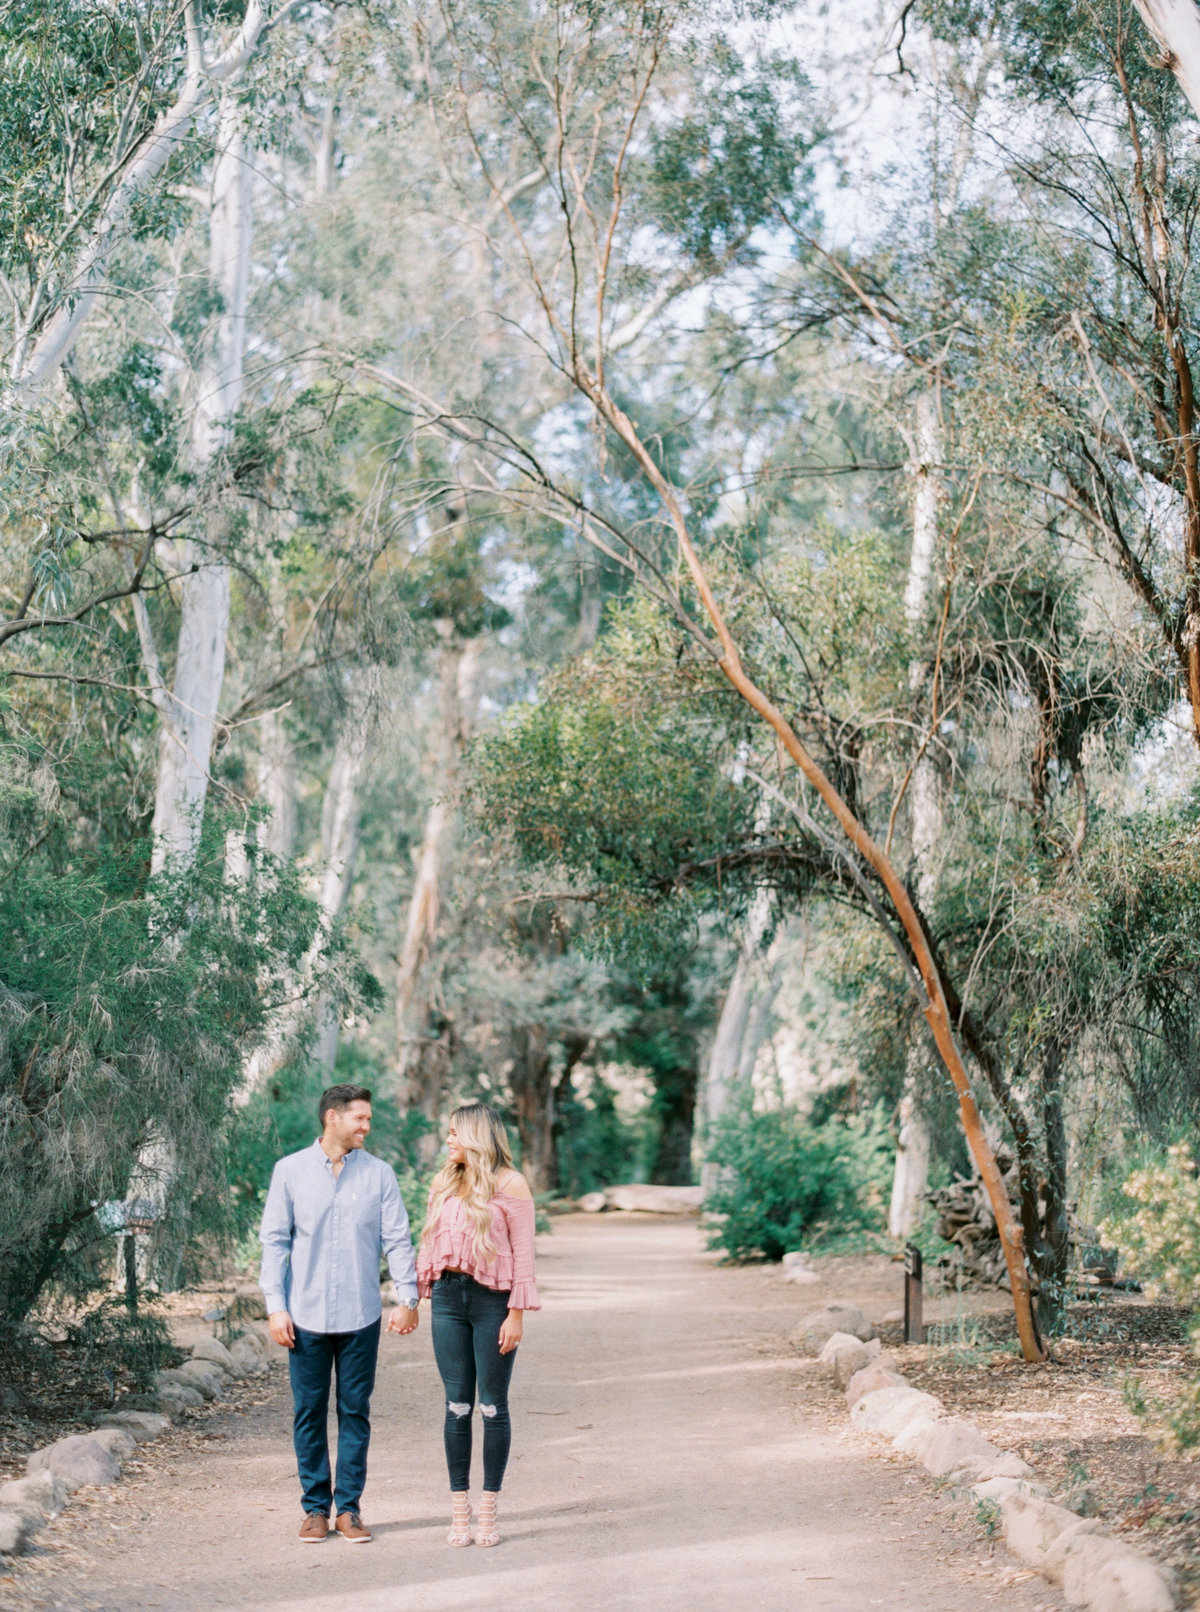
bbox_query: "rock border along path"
[0,1325,271,1568]
[797,1304,1178,1612]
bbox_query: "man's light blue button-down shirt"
[259,1140,419,1335]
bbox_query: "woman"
[417,1101,540,1548]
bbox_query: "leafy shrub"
[1101,1145,1200,1306]
[703,1101,894,1261]
[65,1300,184,1387]
[1102,1145,1200,1451]
[0,758,373,1321]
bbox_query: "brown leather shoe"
[335,1511,372,1543]
[299,1513,329,1543]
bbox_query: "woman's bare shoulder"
[496,1169,533,1200]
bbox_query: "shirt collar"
[312,1137,362,1172]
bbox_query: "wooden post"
[904,1242,924,1343]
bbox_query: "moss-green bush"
[703,1101,894,1262]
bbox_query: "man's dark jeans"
[431,1272,516,1492]
[289,1318,380,1516]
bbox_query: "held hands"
[498,1310,523,1355]
[386,1304,420,1336]
[268,1310,295,1349]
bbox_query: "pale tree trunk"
[236,706,369,1097]
[119,102,256,1284]
[150,94,252,873]
[255,705,297,860]
[700,792,774,1193]
[394,630,481,1124]
[889,387,942,1239]
[1134,0,1200,118]
[310,720,368,1071]
[10,0,297,397]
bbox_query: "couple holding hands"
[259,1086,540,1551]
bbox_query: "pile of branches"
[926,1155,1026,1290]
[927,1164,1122,1292]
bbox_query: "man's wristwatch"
[398,1297,419,1311]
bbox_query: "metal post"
[904,1241,924,1343]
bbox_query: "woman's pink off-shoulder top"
[417,1190,541,1310]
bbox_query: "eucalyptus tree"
[371,0,1200,1355]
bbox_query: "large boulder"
[603,1184,704,1214]
[578,1191,607,1213]
[86,1428,137,1462]
[93,1410,170,1443]
[154,1381,205,1419]
[845,1354,904,1406]
[818,1331,875,1387]
[971,1474,1049,1504]
[0,1471,69,1525]
[995,1491,1103,1574]
[228,1336,269,1378]
[158,1362,223,1401]
[27,1434,122,1490]
[190,1336,236,1373]
[897,1416,1031,1482]
[1047,1529,1176,1611]
[851,1386,942,1439]
[790,1303,875,1355]
[178,1358,226,1395]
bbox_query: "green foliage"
[0,747,369,1321]
[646,41,817,265]
[975,1498,1001,1538]
[1102,1146,1200,1453]
[555,1071,649,1196]
[703,1101,894,1262]
[470,596,750,934]
[64,1299,184,1388]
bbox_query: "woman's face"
[446,1123,467,1165]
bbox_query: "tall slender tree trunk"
[700,884,773,1194]
[236,704,369,1098]
[889,388,942,1239]
[311,719,368,1071]
[394,629,481,1122]
[116,97,255,1292]
[150,95,252,872]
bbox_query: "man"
[260,1083,420,1544]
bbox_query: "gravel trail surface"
[14,1215,1064,1612]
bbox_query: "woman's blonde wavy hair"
[422,1101,514,1263]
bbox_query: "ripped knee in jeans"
[447,1400,472,1417]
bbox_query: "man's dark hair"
[318,1083,372,1128]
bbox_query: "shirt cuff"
[262,1291,287,1315]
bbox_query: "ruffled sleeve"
[496,1194,541,1310]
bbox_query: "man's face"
[325,1100,372,1151]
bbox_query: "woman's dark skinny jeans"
[430,1272,516,1492]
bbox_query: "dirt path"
[10,1216,1065,1612]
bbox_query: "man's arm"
[260,1161,295,1348]
[380,1166,420,1336]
